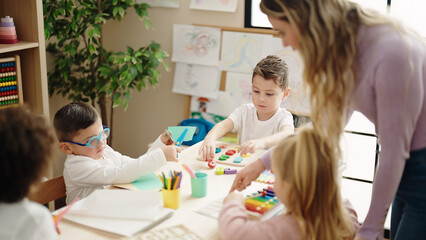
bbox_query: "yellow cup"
[162,188,181,209]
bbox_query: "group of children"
[0,55,359,239]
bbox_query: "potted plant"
[43,0,169,144]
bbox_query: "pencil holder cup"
[162,188,181,209]
[190,172,208,198]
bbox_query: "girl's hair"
[260,0,403,149]
[253,54,289,89]
[0,107,56,203]
[271,127,355,240]
[53,102,100,142]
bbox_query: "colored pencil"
[182,163,196,178]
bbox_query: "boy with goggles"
[53,102,180,204]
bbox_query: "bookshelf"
[0,0,49,119]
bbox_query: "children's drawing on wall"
[262,37,310,115]
[220,31,271,74]
[136,0,180,8]
[225,72,252,108]
[189,0,238,12]
[172,62,220,99]
[190,92,235,123]
[172,24,221,66]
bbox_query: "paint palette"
[196,142,266,167]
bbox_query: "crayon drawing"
[220,31,271,74]
[136,0,180,8]
[189,0,238,12]
[262,37,310,115]
[172,24,221,66]
[172,62,220,99]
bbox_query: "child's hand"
[161,130,174,145]
[198,137,216,161]
[223,191,244,204]
[161,145,181,162]
[230,159,265,192]
[238,140,266,156]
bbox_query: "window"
[245,0,426,38]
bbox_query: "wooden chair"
[28,176,66,210]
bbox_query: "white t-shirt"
[64,136,167,204]
[228,103,294,145]
[0,198,57,240]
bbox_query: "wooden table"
[57,141,249,240]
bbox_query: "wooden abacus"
[0,55,23,109]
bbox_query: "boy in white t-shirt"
[0,107,57,240]
[199,55,294,161]
[53,102,181,204]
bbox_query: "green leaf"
[88,29,94,38]
[119,71,129,80]
[144,19,152,29]
[122,99,128,110]
[136,63,143,73]
[118,7,125,17]
[130,67,138,78]
[93,28,100,38]
[162,61,170,72]
[113,92,121,101]
[113,97,122,108]
[124,91,131,100]
[71,23,77,31]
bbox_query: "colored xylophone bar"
[244,186,279,214]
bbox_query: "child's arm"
[219,191,299,240]
[238,125,294,156]
[198,118,234,161]
[66,146,170,185]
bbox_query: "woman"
[231,0,426,239]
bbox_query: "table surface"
[58,141,243,240]
[56,141,390,239]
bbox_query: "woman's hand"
[230,159,265,192]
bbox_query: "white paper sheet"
[189,0,238,12]
[224,71,252,107]
[172,62,220,99]
[63,207,173,237]
[172,24,221,66]
[67,189,160,220]
[220,32,271,74]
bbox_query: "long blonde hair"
[260,0,399,149]
[271,127,355,240]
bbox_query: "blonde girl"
[219,127,359,240]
